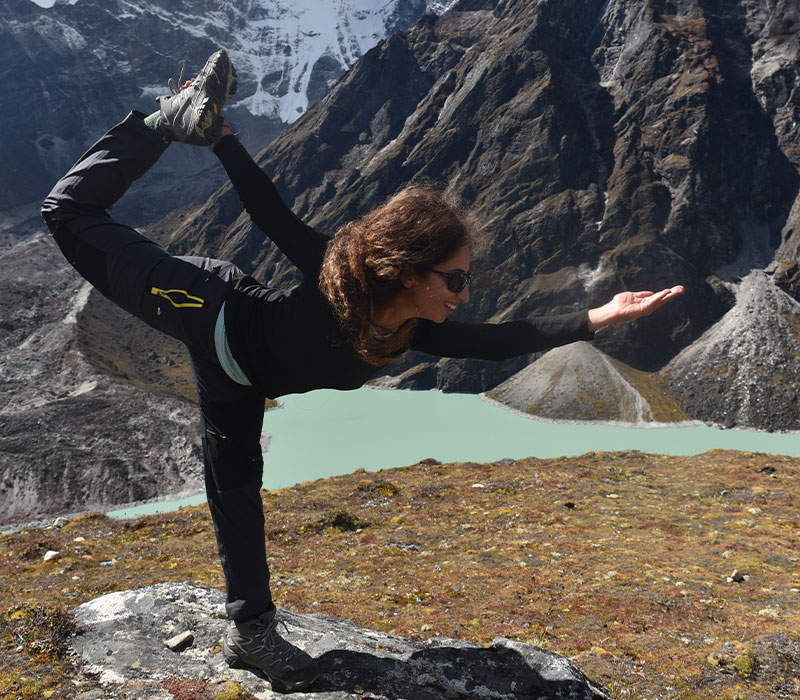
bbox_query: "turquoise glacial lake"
[108,387,799,519]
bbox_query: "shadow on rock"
[311,643,608,699]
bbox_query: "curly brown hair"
[319,187,472,366]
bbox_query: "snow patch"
[429,0,460,13]
[228,1,394,122]
[140,84,168,101]
[69,380,98,397]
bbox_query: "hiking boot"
[223,610,320,692]
[155,49,237,145]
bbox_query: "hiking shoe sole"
[224,648,320,692]
[189,49,237,144]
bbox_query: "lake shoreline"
[5,386,800,532]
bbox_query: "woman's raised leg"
[40,111,229,356]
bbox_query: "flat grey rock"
[72,582,610,699]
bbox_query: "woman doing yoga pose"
[41,50,683,692]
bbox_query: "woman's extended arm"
[412,286,684,360]
[412,310,595,360]
[212,127,329,274]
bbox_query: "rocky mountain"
[1,0,456,526]
[165,0,800,429]
[485,341,688,424]
[663,270,800,430]
[2,0,454,226]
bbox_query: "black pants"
[42,111,273,620]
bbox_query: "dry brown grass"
[1,449,798,699]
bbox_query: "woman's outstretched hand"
[587,285,684,332]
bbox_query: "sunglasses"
[427,268,473,293]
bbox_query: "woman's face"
[407,245,471,323]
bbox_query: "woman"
[41,50,683,692]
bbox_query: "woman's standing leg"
[187,342,318,691]
[189,351,274,619]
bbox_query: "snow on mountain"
[7,0,457,217]
[27,0,78,7]
[227,1,412,123]
[30,0,458,124]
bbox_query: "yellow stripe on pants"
[150,287,205,308]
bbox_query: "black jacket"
[213,135,593,398]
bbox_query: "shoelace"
[259,615,292,642]
[167,60,187,95]
[259,616,305,665]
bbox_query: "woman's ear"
[399,266,416,288]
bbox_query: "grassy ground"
[1,449,798,699]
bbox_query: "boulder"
[72,582,610,699]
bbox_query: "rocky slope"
[485,341,688,424]
[164,0,800,430]
[0,234,204,527]
[662,270,800,431]
[2,0,454,225]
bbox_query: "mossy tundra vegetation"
[1,450,798,699]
